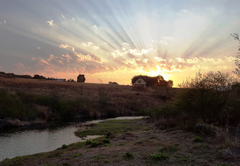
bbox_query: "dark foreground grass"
[75,119,142,137]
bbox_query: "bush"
[193,136,203,143]
[0,89,38,120]
[103,138,110,144]
[90,141,98,147]
[151,153,169,160]
[123,152,133,158]
[176,71,233,124]
[85,139,92,145]
[106,107,118,118]
[61,144,68,149]
[144,71,239,129]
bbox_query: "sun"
[146,65,173,81]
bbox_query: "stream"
[0,116,143,161]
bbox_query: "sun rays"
[0,0,239,86]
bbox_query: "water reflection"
[0,116,143,161]
[0,125,86,161]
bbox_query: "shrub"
[85,139,92,145]
[151,153,169,160]
[0,89,38,120]
[106,107,118,118]
[61,144,68,149]
[104,159,109,163]
[72,153,82,158]
[123,152,133,158]
[90,141,98,147]
[103,138,110,144]
[193,136,203,143]
[176,71,233,124]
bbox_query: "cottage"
[133,78,147,88]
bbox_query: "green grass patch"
[61,144,68,149]
[91,141,98,147]
[123,152,133,159]
[158,144,179,153]
[151,153,169,160]
[75,119,142,137]
[85,139,92,145]
[103,138,110,144]
[72,153,82,158]
[193,136,203,143]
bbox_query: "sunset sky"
[0,0,239,86]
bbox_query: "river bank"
[1,119,239,166]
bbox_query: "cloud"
[0,20,5,24]
[75,52,104,63]
[152,37,173,46]
[59,44,75,52]
[82,42,99,50]
[46,20,57,27]
[92,25,98,32]
[61,15,65,19]
[110,43,155,58]
[12,63,31,73]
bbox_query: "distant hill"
[0,71,32,79]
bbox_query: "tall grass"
[0,89,38,120]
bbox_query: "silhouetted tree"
[77,74,86,83]
[67,78,75,82]
[33,74,46,79]
[231,33,240,76]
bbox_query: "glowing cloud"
[46,20,57,27]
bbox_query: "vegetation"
[123,152,133,159]
[2,119,238,166]
[231,33,240,76]
[150,153,169,160]
[61,144,68,149]
[75,119,140,137]
[0,76,170,128]
[145,70,240,130]
[77,74,86,83]
[90,141,98,147]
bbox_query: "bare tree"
[231,33,240,76]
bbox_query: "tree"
[231,33,240,76]
[177,70,233,123]
[77,74,86,83]
[67,78,75,82]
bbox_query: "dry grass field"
[0,77,177,124]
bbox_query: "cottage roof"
[134,78,147,84]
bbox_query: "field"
[0,77,176,127]
[1,76,240,165]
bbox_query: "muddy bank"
[0,119,46,130]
